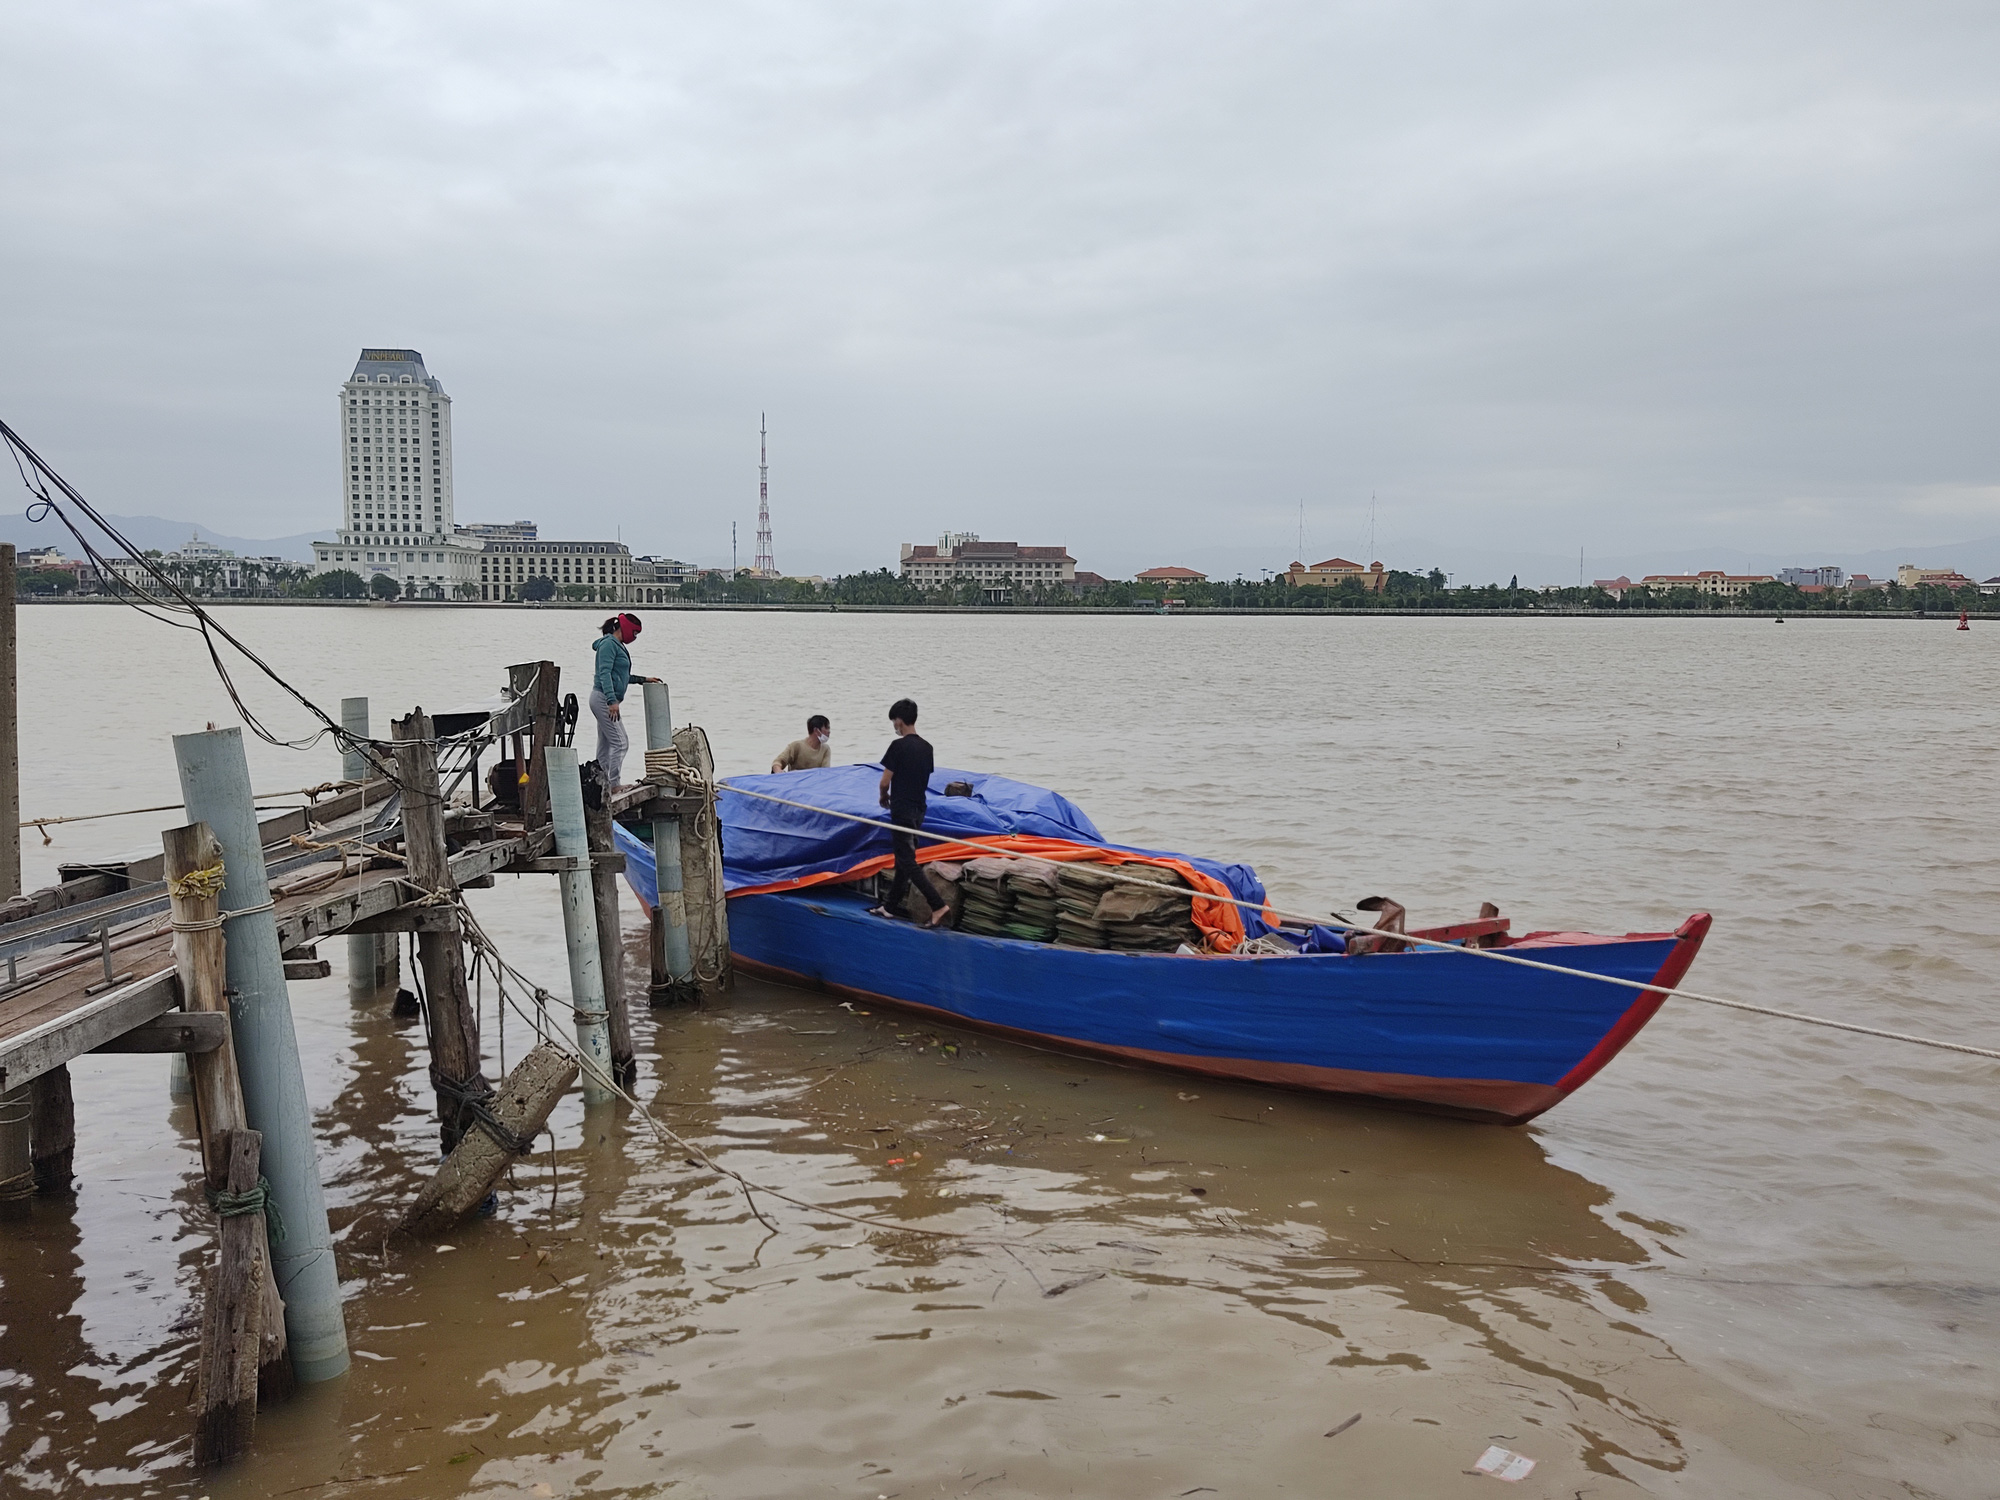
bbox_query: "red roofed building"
[1639,570,1774,599]
[1135,566,1207,584]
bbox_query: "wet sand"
[0,609,1995,1497]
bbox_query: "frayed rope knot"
[207,1176,285,1241]
[167,863,227,902]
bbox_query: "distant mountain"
[0,509,332,563]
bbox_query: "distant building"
[1639,570,1775,599]
[1981,577,2000,596]
[899,535,1077,602]
[460,521,538,542]
[1593,576,1634,600]
[1072,571,1109,592]
[1896,564,1974,590]
[1285,557,1385,592]
[1779,565,1845,588]
[477,540,633,601]
[631,556,696,604]
[313,348,481,597]
[1137,566,1208,586]
[1847,574,1882,591]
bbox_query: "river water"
[0,606,1994,1499]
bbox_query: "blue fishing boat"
[615,766,1709,1125]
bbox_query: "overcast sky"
[4,1,1997,581]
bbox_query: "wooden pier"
[0,617,728,1464]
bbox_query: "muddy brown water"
[0,607,1995,1497]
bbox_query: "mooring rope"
[448,894,1005,1244]
[20,784,345,843]
[208,1176,286,1240]
[707,781,2000,1065]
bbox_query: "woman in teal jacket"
[590,613,658,787]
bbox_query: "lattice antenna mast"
[753,413,776,577]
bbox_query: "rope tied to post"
[208,1176,286,1240]
[167,863,228,902]
[170,897,277,934]
[431,1070,538,1155]
[0,1170,36,1204]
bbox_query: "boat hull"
[725,890,1710,1124]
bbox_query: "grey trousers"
[589,688,629,787]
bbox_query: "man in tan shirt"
[771,715,832,772]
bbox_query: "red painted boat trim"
[731,954,1570,1125]
[1549,912,1711,1096]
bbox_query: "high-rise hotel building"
[312,348,482,594]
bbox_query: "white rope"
[710,781,2000,1065]
[21,784,346,831]
[448,896,1007,1243]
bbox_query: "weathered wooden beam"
[164,822,291,1404]
[340,909,458,936]
[0,1082,29,1220]
[499,853,624,875]
[281,958,332,979]
[400,1042,577,1235]
[0,969,183,1091]
[90,1010,229,1054]
[191,1129,265,1468]
[673,726,731,994]
[394,711,485,1153]
[606,779,657,817]
[509,662,560,833]
[29,1065,73,1195]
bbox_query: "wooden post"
[392,711,486,1151]
[673,727,732,994]
[584,797,636,1088]
[191,1129,266,1468]
[29,1068,74,1195]
[400,1043,577,1235]
[508,661,560,832]
[0,1084,30,1220]
[165,821,291,1402]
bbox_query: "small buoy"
[1774,617,1784,624]
[1958,611,1970,631]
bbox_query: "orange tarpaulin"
[729,833,1264,951]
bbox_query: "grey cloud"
[3,1,1996,582]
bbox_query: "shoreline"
[16,596,1996,620]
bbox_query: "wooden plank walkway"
[0,820,562,1092]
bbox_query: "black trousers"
[887,804,945,913]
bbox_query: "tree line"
[21,559,1989,613]
[673,567,1994,613]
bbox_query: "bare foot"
[927,906,952,927]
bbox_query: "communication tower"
[753,414,777,578]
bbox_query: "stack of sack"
[1094,865,1201,951]
[896,860,965,925]
[1001,861,1061,942]
[1055,863,1119,948]
[956,858,1016,936]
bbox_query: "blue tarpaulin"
[612,763,1270,933]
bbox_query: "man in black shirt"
[874,698,949,926]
